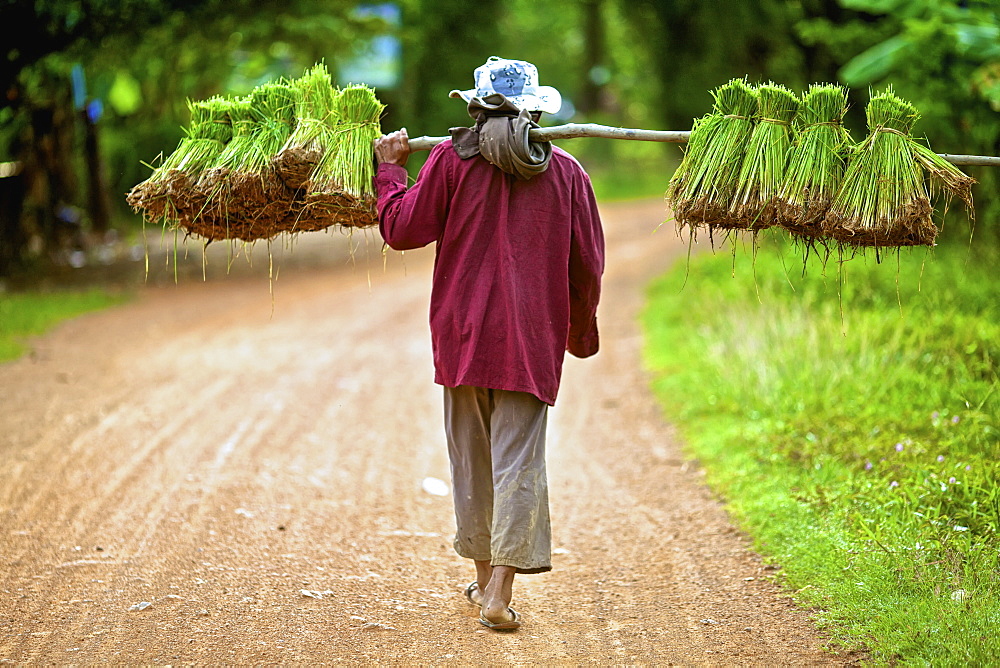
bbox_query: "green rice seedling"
[777,84,852,239]
[126,96,235,230]
[211,97,257,173]
[213,82,299,177]
[194,85,299,239]
[666,109,723,208]
[911,141,975,216]
[284,63,340,153]
[731,83,800,230]
[277,63,341,188]
[824,86,974,248]
[242,81,299,175]
[310,83,384,199]
[665,78,758,235]
[150,97,233,180]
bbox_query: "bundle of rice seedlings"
[665,78,758,235]
[824,86,975,248]
[126,96,234,227]
[205,97,254,176]
[276,63,341,188]
[730,83,800,230]
[309,83,383,197]
[185,83,300,240]
[776,84,852,239]
[333,84,385,199]
[304,83,384,228]
[158,97,233,176]
[245,82,299,173]
[212,82,297,177]
[665,104,723,211]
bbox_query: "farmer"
[373,57,604,631]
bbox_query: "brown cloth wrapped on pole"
[449,94,552,180]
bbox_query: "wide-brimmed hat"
[450,56,562,114]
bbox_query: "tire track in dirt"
[0,202,860,664]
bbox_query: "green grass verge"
[0,288,128,363]
[641,234,999,665]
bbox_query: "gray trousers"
[443,386,552,574]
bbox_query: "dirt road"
[0,200,856,664]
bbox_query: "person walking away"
[373,57,605,631]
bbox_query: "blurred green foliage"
[0,0,997,275]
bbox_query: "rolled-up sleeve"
[375,144,452,251]
[566,171,604,359]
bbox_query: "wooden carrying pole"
[406,123,1000,167]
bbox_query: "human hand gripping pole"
[374,128,411,167]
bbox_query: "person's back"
[378,141,602,405]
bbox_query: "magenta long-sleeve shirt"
[375,142,605,406]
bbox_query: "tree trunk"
[23,94,80,263]
[578,0,606,115]
[81,108,111,234]
[0,171,26,277]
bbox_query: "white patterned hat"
[450,56,562,114]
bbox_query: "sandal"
[464,581,483,607]
[479,607,521,631]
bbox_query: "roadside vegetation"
[642,233,999,664]
[578,140,680,203]
[0,289,127,363]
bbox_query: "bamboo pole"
[407,124,691,151]
[406,123,1000,167]
[935,154,1000,167]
